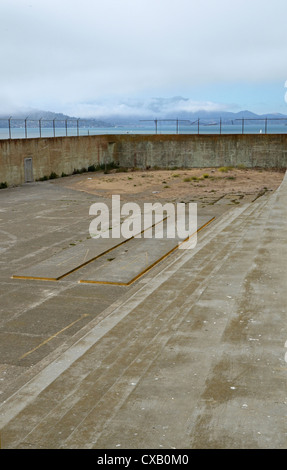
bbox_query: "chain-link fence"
[1,116,287,139]
[140,118,287,135]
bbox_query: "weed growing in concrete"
[87,162,119,173]
[236,163,246,169]
[88,164,96,172]
[219,166,233,172]
[73,167,87,175]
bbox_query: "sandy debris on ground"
[54,167,285,205]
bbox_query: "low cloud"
[1,0,286,116]
[64,97,231,119]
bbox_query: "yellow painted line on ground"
[19,314,90,360]
[56,239,132,280]
[11,275,58,281]
[11,239,132,282]
[12,218,168,282]
[79,217,216,286]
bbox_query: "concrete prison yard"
[0,168,286,449]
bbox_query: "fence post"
[39,118,42,138]
[8,117,12,139]
[242,118,244,134]
[265,118,268,134]
[198,118,200,135]
[25,116,28,138]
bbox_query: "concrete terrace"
[0,172,286,449]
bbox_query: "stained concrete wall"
[115,134,287,170]
[1,134,287,187]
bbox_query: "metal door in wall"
[24,158,33,183]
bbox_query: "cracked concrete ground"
[0,170,286,449]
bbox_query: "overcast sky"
[1,0,287,117]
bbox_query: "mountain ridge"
[1,105,287,126]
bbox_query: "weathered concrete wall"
[115,134,287,169]
[1,134,287,187]
[0,136,110,186]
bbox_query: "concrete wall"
[1,133,287,187]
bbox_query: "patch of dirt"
[54,167,285,207]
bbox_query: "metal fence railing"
[140,118,287,135]
[0,117,102,140]
[1,116,287,140]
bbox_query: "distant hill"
[1,104,287,127]
[0,108,114,128]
